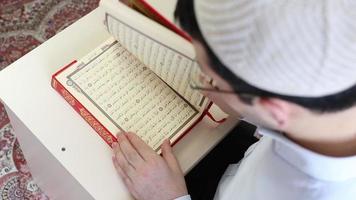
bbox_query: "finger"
[113,141,136,178]
[113,157,139,199]
[125,132,156,159]
[161,139,183,175]
[117,133,145,168]
[112,156,128,179]
[122,175,139,200]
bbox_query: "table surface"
[0,2,239,199]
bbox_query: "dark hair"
[174,0,356,113]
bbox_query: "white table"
[0,3,239,200]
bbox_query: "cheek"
[203,92,280,129]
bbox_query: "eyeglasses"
[188,63,256,104]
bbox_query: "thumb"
[161,139,182,175]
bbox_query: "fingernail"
[117,132,126,137]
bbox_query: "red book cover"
[52,61,117,147]
[51,1,226,150]
[51,61,224,149]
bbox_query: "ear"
[258,98,294,129]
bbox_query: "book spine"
[206,109,227,124]
[51,69,117,148]
[171,102,220,147]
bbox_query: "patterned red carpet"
[0,0,99,199]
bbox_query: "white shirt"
[178,128,356,200]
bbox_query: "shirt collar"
[258,127,356,181]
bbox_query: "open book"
[51,0,226,152]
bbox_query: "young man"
[111,0,356,199]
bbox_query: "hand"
[112,132,188,200]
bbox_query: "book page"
[56,38,199,151]
[99,0,209,111]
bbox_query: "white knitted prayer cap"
[194,0,356,97]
